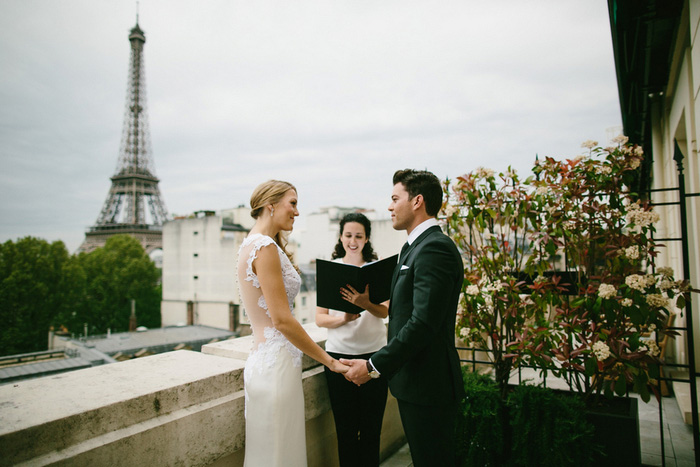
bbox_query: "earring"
[270,207,274,217]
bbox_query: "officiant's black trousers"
[325,351,388,467]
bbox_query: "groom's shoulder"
[419,228,457,251]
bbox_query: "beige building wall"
[161,213,247,330]
[647,1,700,369]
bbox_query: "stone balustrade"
[0,324,405,467]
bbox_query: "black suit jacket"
[371,225,465,405]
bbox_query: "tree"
[72,235,161,334]
[0,237,75,355]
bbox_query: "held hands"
[340,284,372,310]
[339,358,371,386]
[329,359,350,374]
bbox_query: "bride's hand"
[329,359,350,374]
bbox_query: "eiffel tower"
[79,21,168,254]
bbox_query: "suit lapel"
[389,225,442,294]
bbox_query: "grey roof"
[84,325,236,355]
[0,326,236,385]
[0,347,115,385]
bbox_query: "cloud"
[0,0,621,253]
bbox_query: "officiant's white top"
[325,258,388,355]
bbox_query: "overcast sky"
[0,0,622,253]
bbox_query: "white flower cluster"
[625,274,646,291]
[657,267,674,277]
[444,205,459,217]
[534,275,548,284]
[536,186,549,196]
[581,140,598,150]
[629,158,641,170]
[620,246,640,260]
[659,279,673,291]
[598,283,617,299]
[625,274,656,291]
[621,298,633,307]
[466,284,480,296]
[474,167,495,179]
[612,134,630,145]
[484,280,505,292]
[646,294,669,308]
[596,165,612,175]
[460,327,471,338]
[624,202,660,230]
[592,341,611,361]
[640,339,660,357]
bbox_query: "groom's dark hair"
[393,169,443,217]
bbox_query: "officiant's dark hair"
[393,169,443,217]
[331,212,378,263]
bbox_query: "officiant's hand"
[340,312,360,324]
[339,358,371,386]
[341,284,371,310]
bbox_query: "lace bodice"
[237,233,302,370]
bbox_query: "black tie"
[399,242,409,262]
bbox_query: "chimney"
[129,299,137,332]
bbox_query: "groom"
[341,169,464,467]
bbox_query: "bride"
[237,180,348,466]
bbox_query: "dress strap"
[241,234,277,289]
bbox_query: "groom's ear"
[412,194,425,212]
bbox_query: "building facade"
[161,211,248,331]
[610,0,700,371]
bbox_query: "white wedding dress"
[237,233,307,467]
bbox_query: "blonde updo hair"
[249,179,297,260]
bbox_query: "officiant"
[315,212,389,467]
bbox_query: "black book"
[316,255,399,314]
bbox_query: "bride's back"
[237,233,301,347]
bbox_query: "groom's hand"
[339,358,371,386]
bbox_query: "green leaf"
[615,375,627,396]
[584,357,597,377]
[677,295,686,309]
[648,363,660,380]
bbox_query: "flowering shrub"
[443,136,695,401]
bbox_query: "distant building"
[292,207,406,265]
[160,210,249,332]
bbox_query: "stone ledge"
[0,350,244,466]
[202,322,328,371]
